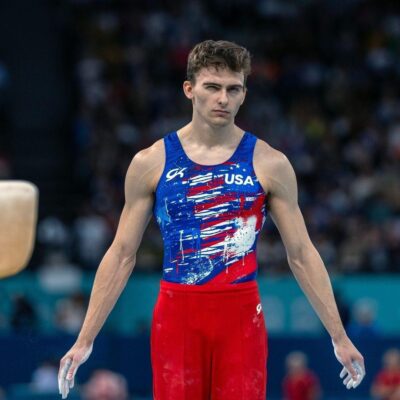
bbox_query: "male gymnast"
[58,40,365,399]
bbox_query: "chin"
[210,118,231,127]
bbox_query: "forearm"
[76,246,135,345]
[288,244,346,342]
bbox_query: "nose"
[217,90,228,106]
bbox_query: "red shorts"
[151,280,268,400]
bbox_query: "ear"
[183,80,194,100]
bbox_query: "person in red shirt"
[371,348,400,400]
[283,351,321,400]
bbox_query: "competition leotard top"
[153,131,267,285]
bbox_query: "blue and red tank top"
[153,131,267,285]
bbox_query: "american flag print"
[153,131,267,285]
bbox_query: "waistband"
[160,279,258,295]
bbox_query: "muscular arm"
[58,142,164,397]
[76,144,164,345]
[254,140,364,378]
[264,156,344,341]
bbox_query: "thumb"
[66,356,82,381]
[66,345,93,381]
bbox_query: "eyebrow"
[202,82,244,90]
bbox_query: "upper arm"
[254,140,314,258]
[111,141,165,261]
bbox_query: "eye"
[228,87,241,94]
[206,85,218,91]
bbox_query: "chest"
[156,161,264,223]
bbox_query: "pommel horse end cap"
[0,181,39,278]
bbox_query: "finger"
[58,374,62,395]
[353,360,365,376]
[339,367,347,379]
[352,376,362,389]
[58,359,72,394]
[66,359,80,381]
[66,348,93,389]
[352,379,360,389]
[59,358,71,380]
[343,361,357,380]
[346,378,355,389]
[61,377,69,399]
[352,367,365,389]
[64,374,70,397]
[343,374,352,386]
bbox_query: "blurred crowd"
[282,348,400,400]
[61,0,400,275]
[2,0,400,277]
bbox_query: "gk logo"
[166,167,187,182]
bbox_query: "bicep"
[269,196,311,252]
[111,153,157,260]
[266,156,314,257]
[112,194,153,260]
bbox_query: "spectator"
[54,292,88,334]
[37,216,70,252]
[283,351,321,400]
[10,294,37,333]
[30,359,59,393]
[73,204,113,270]
[38,251,82,294]
[371,348,400,400]
[82,369,129,400]
[347,299,381,339]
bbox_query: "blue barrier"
[1,334,399,399]
[2,273,400,335]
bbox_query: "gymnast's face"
[183,66,247,128]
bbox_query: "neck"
[181,113,242,146]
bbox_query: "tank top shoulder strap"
[163,131,187,166]
[231,131,258,163]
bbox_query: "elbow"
[287,242,318,272]
[287,255,306,273]
[109,242,137,270]
[121,254,136,270]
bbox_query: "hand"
[332,337,365,389]
[58,342,93,399]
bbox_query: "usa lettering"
[224,174,254,186]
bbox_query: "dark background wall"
[0,0,75,218]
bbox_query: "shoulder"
[254,138,290,172]
[126,139,165,192]
[253,137,296,194]
[129,139,165,170]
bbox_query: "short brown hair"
[186,40,251,85]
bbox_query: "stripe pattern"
[154,131,267,285]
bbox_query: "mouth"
[212,110,230,116]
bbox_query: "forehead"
[194,66,245,86]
